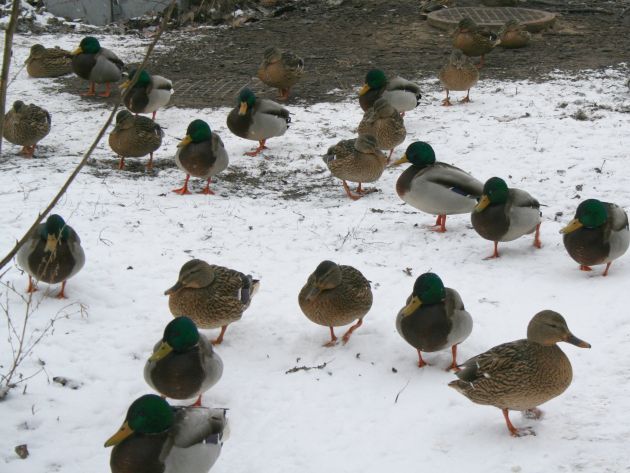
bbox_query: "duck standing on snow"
[109,110,163,170]
[449,310,591,437]
[392,141,483,232]
[358,69,422,115]
[498,20,531,49]
[396,272,472,370]
[226,87,290,156]
[323,135,388,200]
[257,46,304,100]
[173,119,228,196]
[357,97,406,161]
[298,260,372,347]
[165,259,260,345]
[2,100,50,157]
[25,44,72,78]
[439,49,479,106]
[17,214,85,299]
[105,394,228,473]
[471,177,542,258]
[120,68,173,120]
[560,199,629,276]
[144,317,223,407]
[71,36,124,97]
[452,18,500,68]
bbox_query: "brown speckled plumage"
[109,110,163,168]
[357,98,406,154]
[323,135,387,184]
[257,46,304,98]
[498,20,531,49]
[439,50,479,105]
[3,100,51,156]
[452,18,499,60]
[25,44,73,78]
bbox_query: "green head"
[402,272,445,316]
[128,68,151,87]
[575,199,608,228]
[398,141,436,167]
[237,88,257,115]
[457,17,478,31]
[78,36,101,54]
[104,395,173,447]
[475,177,509,212]
[186,120,212,143]
[163,316,200,352]
[39,214,69,241]
[365,69,387,90]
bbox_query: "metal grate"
[171,77,281,108]
[428,7,556,33]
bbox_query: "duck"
[144,317,223,407]
[449,310,591,437]
[357,97,406,161]
[226,87,290,156]
[17,214,85,299]
[71,36,124,97]
[323,134,387,200]
[560,198,629,276]
[105,394,228,473]
[173,119,229,196]
[120,68,173,120]
[452,18,500,68]
[108,110,163,170]
[438,49,479,106]
[396,272,472,370]
[498,20,531,49]
[358,69,422,115]
[471,177,542,258]
[419,0,452,19]
[165,259,259,345]
[392,141,483,232]
[298,260,372,347]
[25,44,72,78]
[2,100,51,157]
[257,46,304,100]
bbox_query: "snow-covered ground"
[1,31,630,473]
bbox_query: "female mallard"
[257,46,304,100]
[298,260,372,347]
[105,394,228,473]
[165,259,259,345]
[396,273,472,370]
[3,100,51,157]
[471,177,542,258]
[71,36,124,97]
[439,49,479,106]
[109,110,163,170]
[498,20,531,49]
[226,87,290,156]
[560,199,629,276]
[393,141,483,232]
[121,68,173,120]
[449,310,591,437]
[173,120,228,196]
[357,97,406,161]
[144,317,223,407]
[25,44,72,78]
[452,18,500,68]
[358,69,422,115]
[323,134,387,200]
[17,214,85,298]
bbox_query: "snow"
[1,31,630,473]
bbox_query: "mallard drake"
[173,120,228,196]
[396,273,472,370]
[357,97,406,161]
[498,20,531,49]
[165,259,259,345]
[105,394,228,473]
[2,100,51,157]
[108,110,163,170]
[560,199,629,276]
[393,141,483,232]
[71,36,124,97]
[144,317,223,407]
[121,68,173,120]
[358,69,422,115]
[257,46,304,100]
[449,310,590,437]
[471,177,542,258]
[226,87,290,156]
[323,135,387,200]
[452,18,500,68]
[25,44,72,78]
[298,260,372,347]
[439,49,479,106]
[17,214,85,299]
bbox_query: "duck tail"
[239,275,260,305]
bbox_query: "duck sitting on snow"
[25,44,72,78]
[71,36,124,97]
[358,69,422,115]
[2,100,50,157]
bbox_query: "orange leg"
[442,90,452,107]
[245,140,268,157]
[211,325,228,345]
[190,395,202,407]
[579,265,592,272]
[118,156,125,170]
[56,281,67,299]
[477,56,485,69]
[146,152,154,170]
[98,82,112,98]
[417,349,429,368]
[460,90,471,103]
[342,180,362,201]
[198,177,215,195]
[446,344,460,372]
[484,241,500,260]
[81,81,96,96]
[278,88,290,100]
[26,276,37,293]
[502,408,535,437]
[603,262,612,276]
[172,175,192,195]
[430,214,447,233]
[341,318,363,344]
[533,223,542,248]
[19,145,35,157]
[323,326,338,347]
[151,111,157,120]
[524,407,543,420]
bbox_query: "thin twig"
[0,0,22,157]
[285,360,332,374]
[394,379,410,404]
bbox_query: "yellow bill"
[559,219,583,234]
[402,296,422,317]
[71,47,82,56]
[149,341,173,362]
[44,235,58,253]
[391,154,409,166]
[238,102,248,115]
[104,421,134,447]
[177,135,192,148]
[358,84,370,96]
[474,195,490,212]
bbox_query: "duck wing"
[427,163,483,197]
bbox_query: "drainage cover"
[427,7,556,33]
